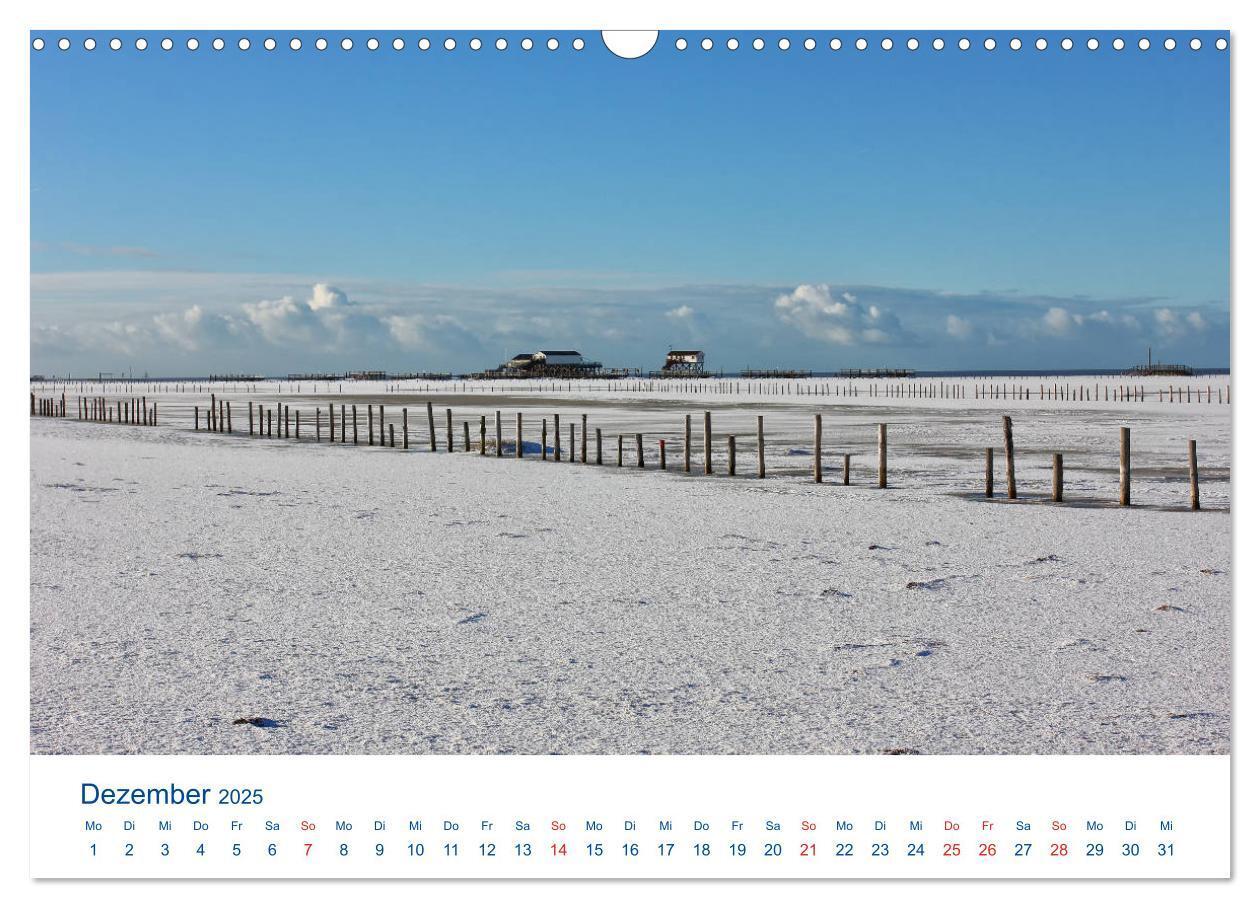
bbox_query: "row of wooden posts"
[983,416,1202,510]
[34,379,1231,406]
[38,391,1205,511]
[32,392,159,426]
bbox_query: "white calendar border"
[4,0,1253,903]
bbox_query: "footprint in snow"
[906,579,947,591]
[458,612,488,625]
[1084,673,1127,684]
[232,716,282,728]
[1153,604,1188,613]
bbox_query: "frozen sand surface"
[30,410,1229,755]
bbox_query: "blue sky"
[30,31,1230,376]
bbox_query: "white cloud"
[665,305,695,320]
[1042,306,1079,336]
[945,314,973,340]
[774,284,907,346]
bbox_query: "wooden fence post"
[367,405,375,446]
[553,414,561,461]
[352,405,358,445]
[446,408,454,453]
[757,415,766,479]
[813,414,823,483]
[389,424,395,447]
[985,447,994,498]
[595,427,603,464]
[843,452,851,486]
[569,424,575,463]
[1052,453,1063,502]
[464,421,471,452]
[316,408,322,441]
[703,411,713,475]
[495,411,503,457]
[480,415,487,455]
[194,406,199,430]
[728,435,736,476]
[248,402,254,435]
[636,433,645,468]
[618,434,624,467]
[878,423,888,489]
[402,408,409,449]
[1189,439,1200,511]
[581,415,588,463]
[1003,416,1016,499]
[516,412,524,459]
[1119,426,1131,506]
[659,438,666,470]
[428,402,437,452]
[684,414,692,473]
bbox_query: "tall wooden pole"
[1003,416,1016,499]
[1119,427,1131,506]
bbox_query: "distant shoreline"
[29,367,1233,383]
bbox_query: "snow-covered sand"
[30,386,1230,755]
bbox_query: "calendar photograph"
[29,27,1230,769]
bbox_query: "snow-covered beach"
[30,377,1230,755]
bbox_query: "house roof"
[537,350,582,357]
[667,350,704,356]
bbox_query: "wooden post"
[813,414,823,483]
[595,428,603,465]
[569,424,575,463]
[379,405,385,445]
[194,406,199,430]
[316,408,322,441]
[464,421,471,452]
[402,408,409,449]
[684,415,692,473]
[543,420,549,459]
[581,415,588,463]
[843,452,851,486]
[516,412,523,459]
[631,432,642,468]
[1002,416,1016,499]
[446,408,453,452]
[428,402,437,452]
[367,405,375,446]
[495,411,502,457]
[249,402,254,435]
[728,435,736,476]
[389,424,395,448]
[285,405,291,438]
[152,402,157,426]
[1119,426,1131,506]
[659,438,666,470]
[878,423,888,489]
[703,411,713,475]
[1052,453,1063,502]
[618,434,624,467]
[352,405,359,445]
[1189,439,1200,511]
[553,414,561,461]
[295,409,300,439]
[985,447,994,498]
[480,415,487,455]
[757,415,766,479]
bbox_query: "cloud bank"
[30,272,1229,376]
